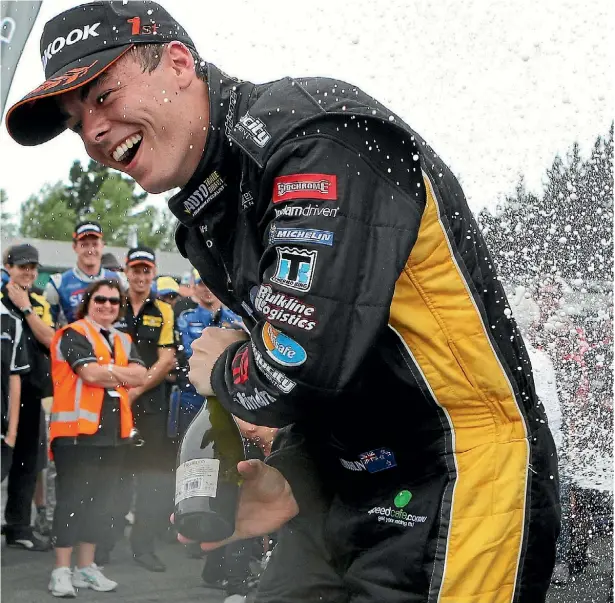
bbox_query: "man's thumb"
[237,458,264,479]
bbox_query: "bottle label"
[175,458,220,503]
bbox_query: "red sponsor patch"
[272,174,337,204]
[232,347,250,385]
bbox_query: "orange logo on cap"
[29,61,98,96]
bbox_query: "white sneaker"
[48,567,76,598]
[223,596,246,603]
[72,564,117,592]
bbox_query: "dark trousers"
[51,443,125,548]
[4,388,43,533]
[256,513,347,603]
[1,440,13,482]
[129,414,177,556]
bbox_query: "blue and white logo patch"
[270,247,317,293]
[261,322,307,367]
[269,224,334,247]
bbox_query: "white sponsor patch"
[252,344,296,394]
[233,387,277,410]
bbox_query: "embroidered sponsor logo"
[233,387,276,410]
[273,174,337,204]
[42,22,101,69]
[270,247,317,293]
[274,204,339,219]
[224,89,238,138]
[236,112,271,148]
[254,284,316,331]
[183,171,226,217]
[142,315,162,328]
[367,491,427,528]
[261,322,306,367]
[251,344,296,393]
[232,347,250,385]
[241,191,255,211]
[126,16,158,36]
[269,224,334,247]
[339,458,366,472]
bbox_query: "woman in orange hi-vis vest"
[47,280,146,598]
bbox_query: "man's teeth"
[113,134,142,162]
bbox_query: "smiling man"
[5,2,560,602]
[44,220,120,326]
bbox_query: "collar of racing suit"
[73,264,105,281]
[168,63,254,228]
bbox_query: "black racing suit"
[169,63,560,603]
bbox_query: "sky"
[0,0,612,223]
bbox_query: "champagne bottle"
[174,396,245,542]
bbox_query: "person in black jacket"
[1,244,54,552]
[1,293,30,482]
[6,3,560,602]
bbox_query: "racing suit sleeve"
[211,136,424,428]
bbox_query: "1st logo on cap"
[41,22,101,70]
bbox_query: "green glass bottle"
[174,397,245,542]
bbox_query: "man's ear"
[166,41,197,89]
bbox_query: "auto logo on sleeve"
[261,322,307,367]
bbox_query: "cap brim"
[127,260,156,268]
[5,45,134,147]
[74,231,103,240]
[158,290,179,296]
[13,259,40,266]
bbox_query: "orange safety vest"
[49,319,134,448]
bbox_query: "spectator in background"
[171,269,243,438]
[156,276,182,308]
[1,244,54,552]
[48,279,146,597]
[101,253,123,273]
[512,285,613,585]
[1,291,30,482]
[111,247,177,573]
[44,221,120,326]
[1,251,9,286]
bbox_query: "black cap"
[101,252,123,271]
[6,244,40,266]
[73,220,103,240]
[126,246,156,267]
[6,1,196,146]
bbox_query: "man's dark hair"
[77,279,126,321]
[130,43,207,82]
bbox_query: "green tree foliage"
[19,161,176,249]
[19,183,77,241]
[478,125,614,288]
[1,189,19,238]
